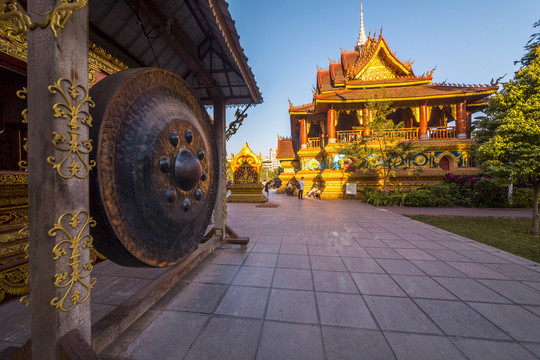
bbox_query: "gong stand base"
[203,225,249,251]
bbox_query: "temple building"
[277,5,499,198]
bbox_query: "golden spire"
[355,2,367,51]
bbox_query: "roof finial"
[355,2,367,51]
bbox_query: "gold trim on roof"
[315,90,497,104]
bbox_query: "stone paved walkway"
[1,190,539,359]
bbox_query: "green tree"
[342,101,417,194]
[475,22,540,235]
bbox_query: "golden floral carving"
[0,0,32,36]
[46,78,96,179]
[0,0,88,38]
[48,210,96,312]
[16,86,28,171]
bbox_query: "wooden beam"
[126,0,221,97]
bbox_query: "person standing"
[264,181,270,197]
[297,177,305,200]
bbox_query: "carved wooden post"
[27,0,92,358]
[419,104,428,140]
[327,108,336,143]
[213,97,226,237]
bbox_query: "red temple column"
[419,105,428,140]
[456,101,467,139]
[466,111,472,138]
[362,107,370,136]
[327,108,336,144]
[300,118,307,149]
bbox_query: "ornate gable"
[351,36,412,81]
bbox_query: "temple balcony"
[305,126,459,149]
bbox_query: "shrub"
[404,189,443,207]
[362,188,405,206]
[511,187,534,208]
[472,178,508,208]
[418,183,450,197]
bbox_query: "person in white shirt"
[297,177,305,200]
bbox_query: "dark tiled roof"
[277,139,295,159]
[314,83,498,102]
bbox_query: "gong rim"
[90,68,218,267]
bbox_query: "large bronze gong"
[89,68,218,267]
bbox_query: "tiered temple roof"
[290,30,497,114]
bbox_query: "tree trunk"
[531,183,540,236]
[382,169,388,195]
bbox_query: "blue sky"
[225,0,540,158]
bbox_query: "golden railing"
[372,127,419,141]
[336,130,362,142]
[307,137,321,148]
[335,126,457,143]
[428,126,456,139]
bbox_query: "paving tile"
[468,302,540,342]
[308,245,339,256]
[243,253,278,267]
[453,338,537,360]
[330,238,358,246]
[210,249,248,265]
[272,268,313,290]
[162,282,227,313]
[484,263,540,281]
[351,273,406,297]
[188,264,239,284]
[479,279,540,305]
[415,299,511,340]
[376,259,424,276]
[257,235,282,243]
[407,240,447,250]
[310,255,347,271]
[281,236,307,244]
[364,296,440,334]
[313,271,358,293]
[523,343,540,358]
[525,281,540,291]
[456,250,510,264]
[276,254,311,269]
[343,257,385,273]
[434,277,510,303]
[121,311,208,360]
[257,321,324,360]
[410,260,466,277]
[391,275,456,300]
[184,317,262,360]
[394,248,438,261]
[355,239,389,247]
[384,332,465,360]
[232,266,274,287]
[336,246,370,258]
[266,289,318,324]
[365,247,404,259]
[381,239,417,249]
[316,292,377,329]
[447,262,511,280]
[251,242,281,253]
[321,326,395,360]
[215,286,269,318]
[438,241,478,251]
[280,244,309,255]
[425,249,471,262]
